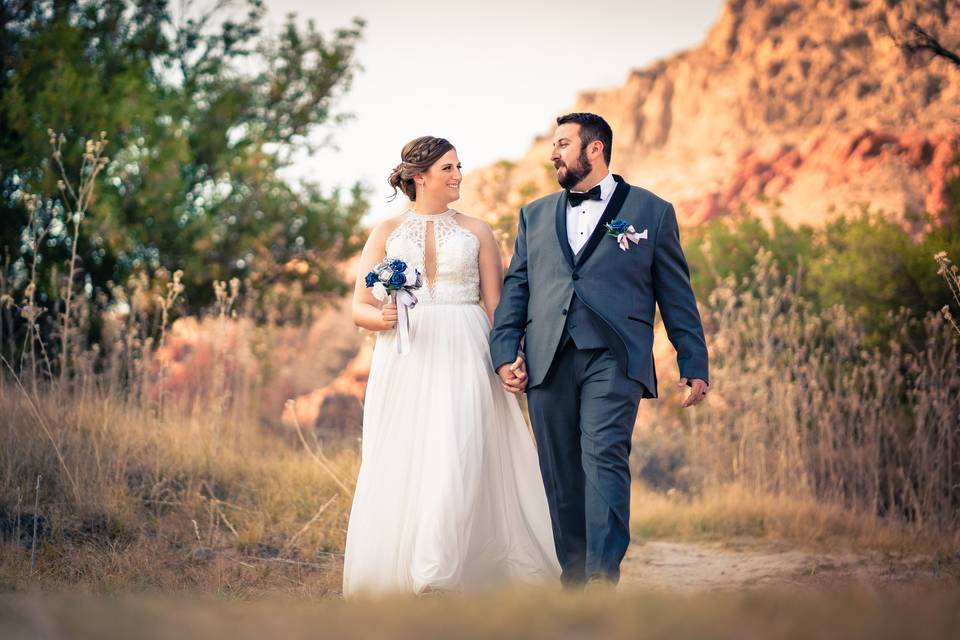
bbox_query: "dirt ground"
[620,538,960,592]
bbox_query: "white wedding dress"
[342,208,561,597]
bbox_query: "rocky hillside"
[291,0,960,430]
[459,0,960,233]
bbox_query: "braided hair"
[387,136,455,201]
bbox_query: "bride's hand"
[381,302,398,330]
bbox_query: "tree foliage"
[1,0,367,314]
[685,196,960,345]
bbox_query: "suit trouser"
[526,335,645,586]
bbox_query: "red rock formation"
[307,1,960,412]
[677,129,960,226]
[148,316,259,409]
[457,0,960,235]
[282,339,372,431]
[146,296,367,427]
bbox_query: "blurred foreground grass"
[1,585,959,640]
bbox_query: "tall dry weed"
[0,133,359,595]
[935,251,960,337]
[644,250,960,534]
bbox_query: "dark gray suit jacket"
[489,175,708,398]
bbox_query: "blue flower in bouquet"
[389,271,407,287]
[364,255,422,302]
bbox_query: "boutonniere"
[605,219,647,251]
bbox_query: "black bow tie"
[566,185,602,207]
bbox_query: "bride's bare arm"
[352,221,399,332]
[475,220,504,326]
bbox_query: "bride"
[342,136,560,596]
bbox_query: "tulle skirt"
[342,302,561,597]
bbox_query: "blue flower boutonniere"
[605,218,647,251]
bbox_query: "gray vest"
[558,242,629,367]
[561,292,629,367]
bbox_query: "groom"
[490,112,709,588]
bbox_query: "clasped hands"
[497,355,709,408]
[496,355,529,394]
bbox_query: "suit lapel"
[575,175,630,267]
[554,191,575,269]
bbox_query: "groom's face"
[551,123,592,190]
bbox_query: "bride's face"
[420,149,462,203]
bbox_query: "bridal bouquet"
[364,258,422,354]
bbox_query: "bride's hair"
[387,136,454,201]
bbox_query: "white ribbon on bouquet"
[393,289,418,354]
[616,225,648,251]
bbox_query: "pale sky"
[263,0,727,222]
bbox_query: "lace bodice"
[385,209,480,305]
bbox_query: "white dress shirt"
[566,172,616,255]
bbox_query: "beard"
[555,146,593,190]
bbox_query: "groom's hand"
[679,378,708,408]
[497,356,528,394]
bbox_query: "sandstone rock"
[324,0,960,411]
[148,316,259,409]
[457,0,960,235]
[281,338,372,433]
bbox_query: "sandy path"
[618,539,949,592]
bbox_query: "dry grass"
[2,137,958,601]
[0,378,359,596]
[630,483,957,552]
[636,250,960,537]
[3,362,951,598]
[2,244,958,596]
[1,132,366,596]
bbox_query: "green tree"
[684,211,816,301]
[809,212,960,341]
[683,191,960,347]
[1,0,367,316]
